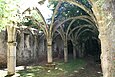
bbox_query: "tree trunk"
[64,41,68,62]
[47,38,53,63]
[73,45,76,60]
[7,25,16,76]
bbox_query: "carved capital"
[7,42,17,46]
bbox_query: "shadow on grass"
[17,59,86,77]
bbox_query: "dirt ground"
[38,56,103,77]
[70,57,103,77]
[0,56,103,77]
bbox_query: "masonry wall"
[102,1,115,76]
[0,29,47,67]
[0,29,64,67]
[92,0,115,77]
[0,31,7,67]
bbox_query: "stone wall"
[16,28,39,65]
[102,0,115,76]
[53,36,64,59]
[92,0,115,77]
[0,31,7,67]
[0,28,64,67]
[0,28,47,67]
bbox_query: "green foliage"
[21,18,33,26]
[77,0,92,8]
[49,0,91,19]
[0,0,47,30]
[49,0,92,32]
[0,0,19,30]
[20,9,44,29]
[96,0,105,7]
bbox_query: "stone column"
[25,34,30,49]
[47,37,53,63]
[7,25,16,76]
[78,44,82,58]
[18,31,24,63]
[81,43,85,57]
[73,44,76,60]
[64,40,68,62]
[33,35,37,60]
[7,42,16,75]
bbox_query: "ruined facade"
[0,28,64,67]
[0,29,45,67]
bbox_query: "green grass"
[17,59,86,77]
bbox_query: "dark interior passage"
[84,38,101,63]
[68,40,73,54]
[67,38,101,64]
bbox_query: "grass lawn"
[17,59,86,77]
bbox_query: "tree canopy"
[0,0,19,30]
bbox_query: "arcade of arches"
[2,0,115,77]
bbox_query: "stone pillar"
[33,35,37,60]
[73,44,76,60]
[81,43,85,57]
[7,42,16,75]
[64,40,68,62]
[18,31,24,63]
[78,44,82,58]
[20,32,24,55]
[47,38,53,63]
[7,25,16,76]
[76,42,79,57]
[25,34,30,49]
